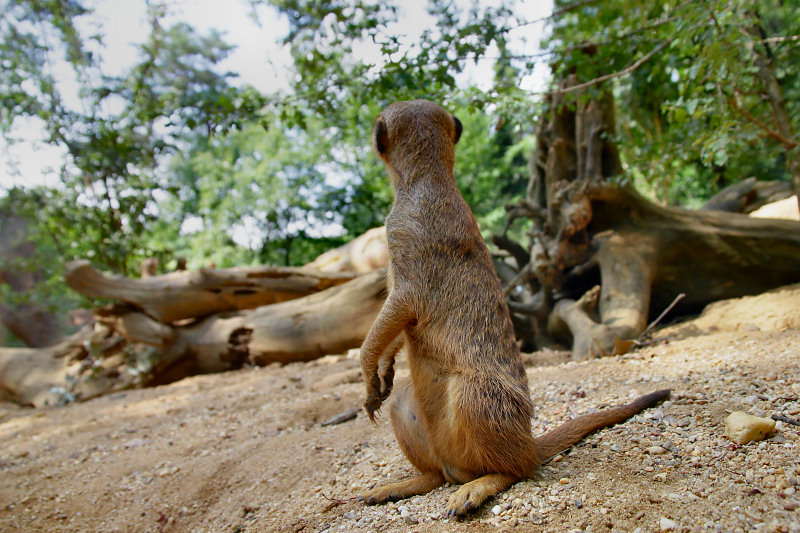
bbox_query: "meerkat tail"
[534,389,671,461]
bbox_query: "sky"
[0,0,553,189]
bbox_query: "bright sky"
[0,0,553,190]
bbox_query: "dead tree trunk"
[65,260,357,323]
[152,269,387,381]
[497,75,800,360]
[0,269,386,406]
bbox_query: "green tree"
[545,0,800,205]
[259,0,533,234]
[1,0,266,275]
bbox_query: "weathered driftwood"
[0,326,124,407]
[153,268,387,380]
[498,74,800,360]
[65,260,357,323]
[0,342,71,407]
[0,268,387,405]
[750,195,800,221]
[701,177,793,214]
[304,226,389,273]
[549,184,800,359]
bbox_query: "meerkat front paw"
[364,393,383,423]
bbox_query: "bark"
[155,268,387,379]
[701,177,793,214]
[65,260,357,323]
[0,303,62,348]
[0,328,124,407]
[304,226,389,273]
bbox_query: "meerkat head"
[372,100,462,178]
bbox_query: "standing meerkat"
[359,99,670,516]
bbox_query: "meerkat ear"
[373,116,389,155]
[453,116,463,144]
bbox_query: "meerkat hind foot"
[361,473,444,504]
[445,473,519,517]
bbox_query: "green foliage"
[166,118,346,267]
[258,0,534,235]
[1,1,271,276]
[0,187,88,334]
[547,0,800,204]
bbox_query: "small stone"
[724,411,776,444]
[659,517,677,531]
[784,500,799,511]
[646,446,666,455]
[492,505,502,516]
[559,477,571,484]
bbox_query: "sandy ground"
[1,285,799,533]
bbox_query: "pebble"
[646,446,666,455]
[659,517,677,531]
[724,411,776,444]
[660,440,677,452]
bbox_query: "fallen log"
[547,185,800,359]
[0,319,160,407]
[65,260,357,323]
[0,342,71,407]
[701,177,793,213]
[155,268,387,379]
[0,269,388,404]
[304,226,389,273]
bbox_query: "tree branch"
[730,92,799,149]
[550,37,675,96]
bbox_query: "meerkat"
[359,99,670,517]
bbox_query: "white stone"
[659,517,677,531]
[724,411,776,444]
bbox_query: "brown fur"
[359,99,670,516]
